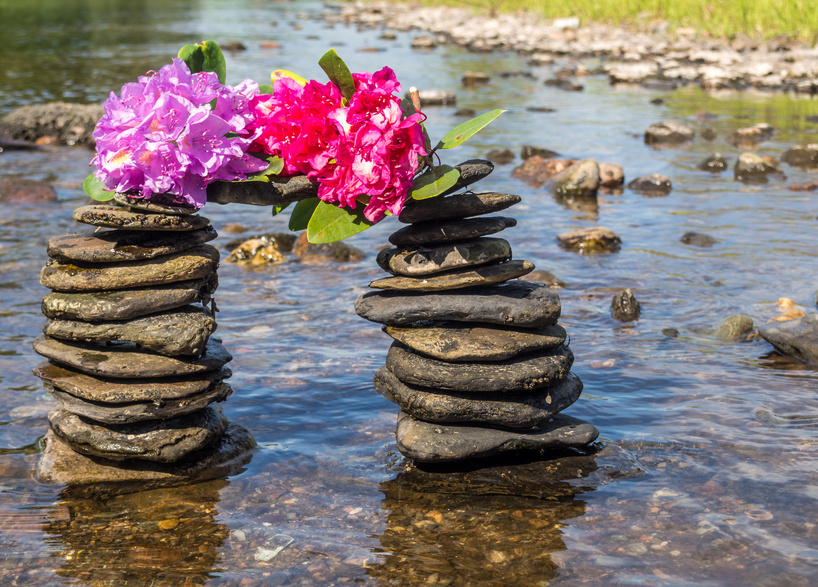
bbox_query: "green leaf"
[83,173,114,201]
[262,156,284,176]
[258,84,275,94]
[307,200,373,243]
[409,165,460,200]
[289,197,320,231]
[272,203,290,217]
[435,108,506,150]
[271,69,307,87]
[318,49,355,101]
[178,40,226,84]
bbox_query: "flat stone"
[48,404,228,463]
[41,275,217,321]
[758,314,818,363]
[384,322,566,362]
[43,306,217,356]
[376,238,511,277]
[47,226,217,263]
[112,192,198,215]
[40,244,219,292]
[398,192,521,224]
[37,423,255,491]
[73,205,210,231]
[386,342,573,392]
[370,259,534,291]
[356,280,561,327]
[33,336,232,378]
[388,217,517,247]
[375,367,582,428]
[33,361,232,403]
[395,411,599,463]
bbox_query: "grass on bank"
[421,0,818,43]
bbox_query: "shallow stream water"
[2,0,818,584]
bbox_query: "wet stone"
[395,411,600,464]
[112,193,198,215]
[781,144,818,168]
[355,280,561,327]
[735,152,780,181]
[698,153,729,172]
[41,275,216,322]
[385,341,574,392]
[398,192,521,224]
[73,205,211,231]
[681,232,718,247]
[644,120,694,145]
[45,380,233,424]
[40,244,219,292]
[375,367,583,428]
[548,158,600,198]
[43,305,217,356]
[627,173,672,194]
[715,314,754,341]
[758,314,818,363]
[557,226,622,253]
[369,259,534,291]
[47,226,218,264]
[611,288,641,322]
[33,361,232,403]
[377,238,511,277]
[48,404,228,463]
[388,216,517,247]
[33,336,232,379]
[384,322,567,362]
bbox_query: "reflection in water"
[44,480,229,586]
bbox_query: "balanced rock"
[41,275,216,321]
[377,238,511,277]
[388,216,517,247]
[43,305,217,356]
[112,193,198,215]
[73,205,210,231]
[48,404,228,463]
[369,259,534,291]
[47,226,217,264]
[758,314,818,363]
[40,245,219,292]
[385,342,573,392]
[384,322,566,362]
[375,368,582,428]
[356,280,561,327]
[398,192,521,224]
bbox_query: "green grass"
[420,0,818,42]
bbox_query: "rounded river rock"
[73,205,210,231]
[388,216,517,247]
[376,237,512,277]
[369,259,534,291]
[398,192,521,224]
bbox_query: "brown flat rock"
[376,238,511,277]
[43,305,217,356]
[48,404,228,463]
[47,226,217,263]
[375,367,583,428]
[388,216,517,247]
[384,322,567,361]
[40,244,219,292]
[386,341,574,392]
[398,192,521,224]
[33,361,232,403]
[41,275,217,322]
[112,192,198,215]
[33,336,232,378]
[369,259,534,291]
[73,205,210,231]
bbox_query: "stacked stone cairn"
[355,171,599,465]
[33,196,254,485]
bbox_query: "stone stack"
[355,180,599,465]
[33,198,254,485]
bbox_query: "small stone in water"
[644,120,694,145]
[557,227,621,253]
[698,153,729,172]
[681,232,718,247]
[627,173,672,194]
[714,314,754,341]
[611,288,641,322]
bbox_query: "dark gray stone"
[41,275,217,322]
[698,153,729,172]
[715,314,754,341]
[386,342,574,392]
[112,193,198,215]
[644,120,694,145]
[72,205,211,231]
[33,361,232,403]
[388,216,517,247]
[521,145,560,160]
[611,288,641,322]
[33,336,232,379]
[47,226,217,263]
[627,173,672,194]
[355,280,561,327]
[395,411,599,463]
[45,381,233,424]
[384,322,566,362]
[40,245,219,292]
[48,404,228,463]
[377,238,512,277]
[398,192,521,224]
[758,314,818,363]
[782,144,818,168]
[375,367,583,428]
[370,259,534,291]
[681,232,718,247]
[43,306,217,356]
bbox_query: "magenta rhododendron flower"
[92,58,267,209]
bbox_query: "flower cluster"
[247,67,427,223]
[92,58,268,209]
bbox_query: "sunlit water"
[2,0,818,584]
